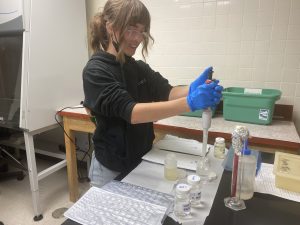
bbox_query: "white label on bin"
[244,88,262,95]
[259,109,269,121]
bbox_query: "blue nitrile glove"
[187,81,222,111]
[210,83,223,110]
[205,79,223,110]
[189,67,213,94]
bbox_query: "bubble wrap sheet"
[102,180,174,212]
[64,185,168,225]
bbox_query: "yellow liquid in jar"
[214,145,225,159]
[164,167,178,180]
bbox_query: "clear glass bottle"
[164,153,177,181]
[236,149,257,200]
[213,137,226,159]
[196,156,210,183]
[174,183,191,218]
[187,174,202,206]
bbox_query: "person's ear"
[106,22,113,36]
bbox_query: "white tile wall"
[87,0,300,134]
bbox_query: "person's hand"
[187,81,223,111]
[208,80,223,110]
[211,83,223,110]
[189,67,213,94]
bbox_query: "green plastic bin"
[222,87,281,125]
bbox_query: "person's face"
[121,23,147,56]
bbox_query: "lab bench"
[62,152,300,225]
[58,107,300,203]
[154,115,300,154]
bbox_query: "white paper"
[244,88,262,95]
[122,160,224,225]
[255,163,300,202]
[153,135,210,156]
[143,148,199,171]
[129,135,225,225]
[144,135,214,171]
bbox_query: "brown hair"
[90,0,153,63]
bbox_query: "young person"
[83,0,223,187]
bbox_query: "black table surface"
[63,153,300,225]
[204,172,300,225]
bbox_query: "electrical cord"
[77,133,92,181]
[55,106,85,145]
[0,146,28,172]
[80,133,92,162]
[55,106,92,181]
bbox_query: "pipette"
[201,108,212,156]
[197,69,219,182]
[200,70,214,156]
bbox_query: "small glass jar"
[164,153,177,181]
[196,156,210,182]
[213,137,226,159]
[174,183,191,218]
[187,174,202,206]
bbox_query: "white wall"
[86,0,300,134]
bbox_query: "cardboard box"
[273,152,300,193]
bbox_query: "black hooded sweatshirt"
[83,51,173,172]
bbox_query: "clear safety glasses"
[125,29,149,40]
